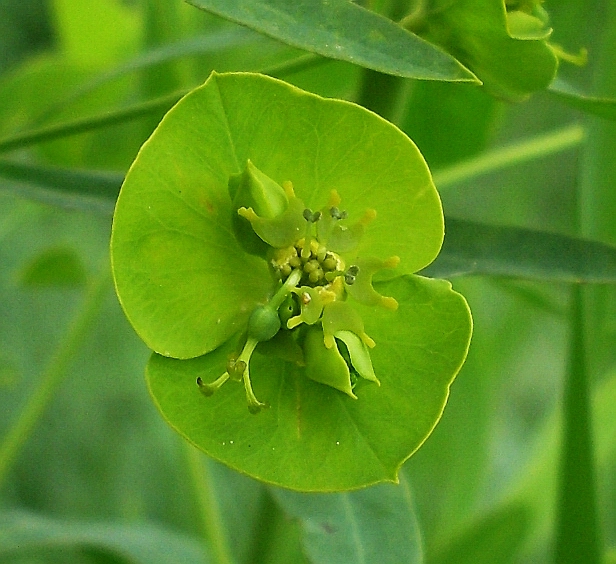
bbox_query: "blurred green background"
[0,0,614,563]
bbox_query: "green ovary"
[197,162,400,413]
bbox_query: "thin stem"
[432,124,584,189]
[0,91,185,155]
[183,443,234,564]
[0,265,111,490]
[270,268,302,310]
[554,285,601,563]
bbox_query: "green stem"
[0,266,111,490]
[0,91,185,155]
[432,124,584,189]
[554,284,601,564]
[184,443,234,564]
[270,268,302,310]
[355,69,409,124]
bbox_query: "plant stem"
[432,124,584,189]
[554,284,601,564]
[0,266,111,490]
[184,443,235,564]
[0,91,185,155]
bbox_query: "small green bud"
[229,160,305,255]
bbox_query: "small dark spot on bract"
[321,522,337,534]
[203,199,215,214]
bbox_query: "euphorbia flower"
[195,160,401,411]
[110,72,472,491]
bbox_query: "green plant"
[0,0,615,563]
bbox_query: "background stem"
[0,266,111,490]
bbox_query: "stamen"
[197,373,230,396]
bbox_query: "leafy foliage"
[0,0,614,563]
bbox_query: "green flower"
[196,161,402,412]
[411,0,569,100]
[110,72,472,491]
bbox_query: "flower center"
[269,238,345,288]
[198,162,400,413]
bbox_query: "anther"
[344,265,360,285]
[330,207,348,220]
[303,208,322,223]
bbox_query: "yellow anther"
[359,208,377,226]
[328,189,342,207]
[282,180,296,198]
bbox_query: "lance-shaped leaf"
[186,0,476,82]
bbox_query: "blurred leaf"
[186,0,476,81]
[0,91,183,155]
[432,124,584,189]
[0,0,53,74]
[18,246,88,288]
[401,81,499,168]
[272,477,422,564]
[60,28,264,106]
[0,159,121,214]
[0,352,20,388]
[0,57,148,169]
[421,218,616,283]
[0,510,207,564]
[52,0,139,66]
[548,78,616,120]
[429,503,530,564]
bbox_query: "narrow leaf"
[186,0,475,81]
[429,503,530,564]
[0,510,207,564]
[272,477,422,564]
[18,246,88,288]
[0,159,122,214]
[421,218,616,283]
[548,78,616,121]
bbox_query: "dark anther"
[330,207,348,220]
[303,209,322,223]
[344,265,360,285]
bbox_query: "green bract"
[111,72,472,491]
[416,0,559,100]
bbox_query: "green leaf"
[111,72,445,359]
[186,0,475,82]
[429,503,530,564]
[146,274,471,491]
[17,246,88,288]
[421,218,616,283]
[271,477,422,564]
[0,159,121,214]
[0,510,206,564]
[420,0,558,100]
[548,78,616,121]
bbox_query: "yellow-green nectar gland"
[198,187,399,413]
